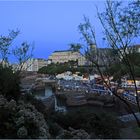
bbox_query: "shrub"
[0,95,50,139]
[0,65,20,100]
[50,109,120,138]
[20,93,49,120]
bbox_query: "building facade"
[120,44,140,59]
[24,58,48,71]
[48,50,87,66]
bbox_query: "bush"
[20,93,49,120]
[48,122,63,137]
[50,109,120,138]
[0,65,20,100]
[38,63,87,75]
[86,113,120,138]
[0,95,50,139]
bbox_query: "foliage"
[69,43,82,52]
[0,30,34,98]
[38,63,68,75]
[0,65,20,100]
[20,93,49,120]
[79,0,140,79]
[0,95,50,139]
[105,52,140,80]
[13,42,34,72]
[56,127,90,139]
[48,122,63,137]
[0,30,34,73]
[49,109,120,138]
[38,62,87,75]
[78,0,140,127]
[134,66,140,77]
[134,127,140,137]
[0,30,19,64]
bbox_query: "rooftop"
[53,50,78,53]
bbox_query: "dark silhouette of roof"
[53,50,78,53]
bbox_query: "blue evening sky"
[0,1,106,62]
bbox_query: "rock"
[66,98,87,106]
[86,93,99,100]
[87,100,104,106]
[117,89,125,94]
[32,81,45,91]
[104,103,114,107]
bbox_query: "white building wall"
[25,58,47,71]
[49,51,87,66]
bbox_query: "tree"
[13,42,34,73]
[0,65,20,100]
[0,30,19,66]
[79,0,140,127]
[0,30,34,73]
[0,30,34,100]
[69,43,82,52]
[38,62,87,75]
